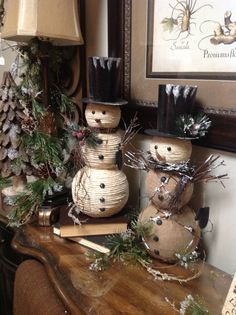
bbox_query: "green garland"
[16,38,75,121]
[4,38,78,226]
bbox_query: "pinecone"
[21,116,37,134]
[0,72,33,178]
[33,164,56,179]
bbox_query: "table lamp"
[1,0,84,134]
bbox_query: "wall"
[0,42,17,77]
[85,0,108,59]
[85,0,236,275]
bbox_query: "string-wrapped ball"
[149,136,192,164]
[85,103,121,129]
[146,170,193,212]
[138,204,200,262]
[72,166,129,217]
[82,133,121,169]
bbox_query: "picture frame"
[147,0,236,80]
[108,0,236,153]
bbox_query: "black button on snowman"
[138,84,211,263]
[72,57,129,217]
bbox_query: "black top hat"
[83,56,127,106]
[145,84,211,139]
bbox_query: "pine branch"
[31,98,45,120]
[51,85,74,114]
[7,177,56,227]
[0,177,11,189]
[165,295,211,315]
[21,131,64,168]
[90,221,154,271]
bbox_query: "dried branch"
[192,155,228,187]
[125,150,194,178]
[125,150,227,188]
[124,150,150,171]
[141,257,205,283]
[120,113,140,149]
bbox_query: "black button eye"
[156,219,162,225]
[161,176,166,183]
[92,111,95,114]
[154,145,158,149]
[99,208,106,212]
[98,154,104,160]
[153,236,159,242]
[167,147,171,152]
[154,249,160,255]
[100,183,105,189]
[102,111,106,115]
[100,197,105,203]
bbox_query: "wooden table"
[12,223,232,315]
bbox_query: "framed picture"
[108,0,236,152]
[147,0,236,80]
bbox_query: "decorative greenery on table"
[88,211,210,313]
[89,210,203,283]
[165,294,211,314]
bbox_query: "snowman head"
[150,136,192,164]
[85,103,121,129]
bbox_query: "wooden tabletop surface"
[12,223,232,315]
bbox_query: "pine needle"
[7,177,56,227]
[0,177,11,189]
[21,131,64,167]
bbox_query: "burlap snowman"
[72,57,129,217]
[138,84,211,263]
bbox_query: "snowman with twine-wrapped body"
[72,57,129,218]
[136,84,213,263]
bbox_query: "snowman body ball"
[72,57,129,217]
[138,84,210,263]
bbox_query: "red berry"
[79,140,85,146]
[76,131,84,139]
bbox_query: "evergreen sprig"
[176,113,211,138]
[17,38,75,126]
[89,220,154,271]
[0,177,11,189]
[21,131,64,167]
[31,98,45,120]
[71,126,102,148]
[51,85,74,114]
[179,295,210,315]
[7,177,57,227]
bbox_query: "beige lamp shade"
[1,0,84,45]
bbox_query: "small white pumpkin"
[85,103,121,129]
[149,136,192,164]
[138,203,200,262]
[72,166,129,217]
